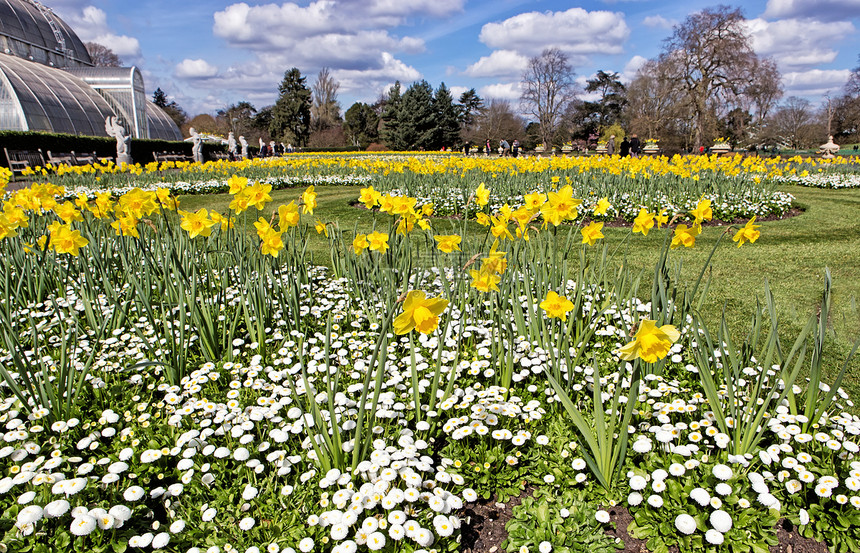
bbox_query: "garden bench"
[153,151,192,163]
[71,151,107,165]
[4,147,45,178]
[46,150,77,166]
[211,152,230,161]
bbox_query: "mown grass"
[179,183,860,400]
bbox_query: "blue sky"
[48,0,860,116]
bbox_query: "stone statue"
[239,136,248,159]
[190,127,203,163]
[227,132,237,159]
[105,116,131,164]
[270,141,276,156]
[819,135,840,158]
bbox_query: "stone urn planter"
[642,143,660,155]
[595,144,608,154]
[534,145,546,153]
[710,143,731,154]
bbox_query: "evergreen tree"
[152,87,187,128]
[458,89,483,128]
[380,82,404,150]
[400,80,435,150]
[270,68,312,145]
[433,83,461,149]
[344,102,379,149]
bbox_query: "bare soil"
[459,489,829,553]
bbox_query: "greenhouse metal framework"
[0,0,182,140]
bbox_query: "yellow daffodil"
[434,234,462,253]
[227,175,248,194]
[0,214,17,240]
[655,209,669,228]
[278,202,301,229]
[475,183,490,207]
[481,240,508,275]
[617,320,680,363]
[245,182,273,211]
[302,185,317,215]
[111,215,139,238]
[632,208,655,236]
[367,231,389,253]
[540,290,574,321]
[117,188,158,219]
[524,192,546,210]
[581,221,604,245]
[691,197,713,225]
[594,198,611,216]
[53,201,83,223]
[315,220,328,237]
[476,212,491,226]
[47,222,88,256]
[541,185,581,227]
[733,217,761,247]
[180,208,217,238]
[393,290,449,335]
[469,268,501,292]
[352,234,369,255]
[670,223,701,249]
[490,216,513,241]
[359,186,381,209]
[259,228,284,257]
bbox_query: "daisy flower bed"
[0,178,858,553]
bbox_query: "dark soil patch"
[590,207,805,228]
[463,499,830,553]
[770,519,830,553]
[460,487,533,553]
[349,201,805,227]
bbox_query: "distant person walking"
[607,135,616,156]
[620,136,630,157]
[486,139,491,156]
[512,139,520,158]
[500,139,511,157]
[630,134,641,157]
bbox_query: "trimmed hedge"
[0,131,226,168]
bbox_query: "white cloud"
[449,85,469,99]
[464,50,529,79]
[479,8,630,57]
[642,15,675,29]
[782,69,851,96]
[362,0,465,18]
[59,6,141,58]
[763,0,860,21]
[621,55,648,82]
[208,1,450,102]
[746,17,854,71]
[479,82,522,101]
[175,59,219,79]
[333,52,422,98]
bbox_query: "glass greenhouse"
[0,0,182,140]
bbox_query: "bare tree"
[625,59,686,140]
[660,6,763,148]
[763,97,818,150]
[745,57,783,124]
[85,42,122,67]
[520,48,576,148]
[311,67,341,132]
[476,99,526,147]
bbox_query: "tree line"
[134,4,860,154]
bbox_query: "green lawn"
[179,183,860,399]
